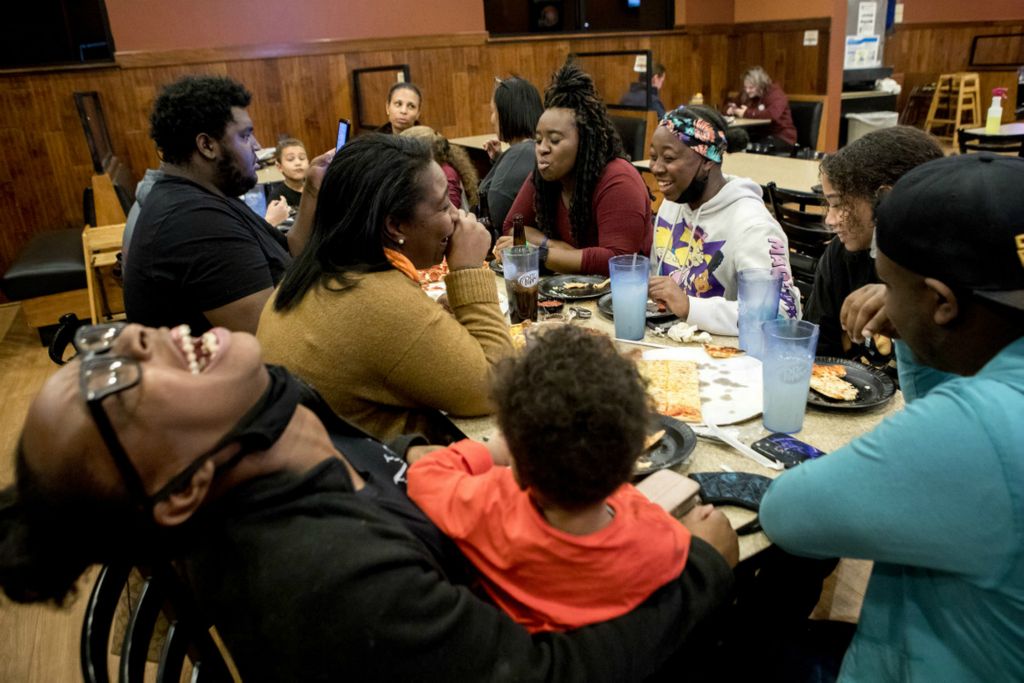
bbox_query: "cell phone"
[335,118,351,151]
[751,433,826,469]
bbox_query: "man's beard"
[216,153,257,197]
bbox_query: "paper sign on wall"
[845,35,880,68]
[633,54,648,73]
[894,3,904,23]
[857,1,877,36]
[803,30,819,46]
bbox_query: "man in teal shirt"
[761,153,1024,681]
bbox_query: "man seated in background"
[618,62,667,118]
[0,322,736,681]
[761,154,1024,681]
[124,75,328,334]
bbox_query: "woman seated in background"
[256,134,512,442]
[378,82,422,135]
[805,125,943,358]
[725,66,796,152]
[648,105,800,335]
[478,76,544,230]
[494,60,652,277]
[401,125,479,210]
[264,137,309,228]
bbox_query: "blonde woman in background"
[402,125,479,210]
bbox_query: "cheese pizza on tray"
[638,359,703,423]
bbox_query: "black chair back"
[766,182,832,300]
[82,563,236,683]
[957,128,1024,156]
[609,114,647,162]
[789,101,823,151]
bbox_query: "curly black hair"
[150,75,252,165]
[493,326,649,510]
[533,60,626,248]
[819,126,943,215]
[0,441,164,605]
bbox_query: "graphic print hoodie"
[649,176,801,335]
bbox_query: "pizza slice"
[810,364,859,401]
[638,359,703,423]
[703,343,745,359]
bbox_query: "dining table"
[451,271,904,561]
[634,151,821,194]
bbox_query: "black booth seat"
[1,228,86,301]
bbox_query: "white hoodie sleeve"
[686,296,739,336]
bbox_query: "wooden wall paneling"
[886,21,1024,118]
[0,23,837,284]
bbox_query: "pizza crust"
[703,343,745,359]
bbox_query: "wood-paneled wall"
[886,21,1024,118]
[0,21,829,283]
[0,20,831,288]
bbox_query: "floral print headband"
[658,106,726,164]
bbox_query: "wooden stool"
[924,72,981,147]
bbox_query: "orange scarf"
[383,248,419,282]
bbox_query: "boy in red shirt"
[408,326,700,632]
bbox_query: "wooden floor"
[0,304,96,682]
[0,303,869,680]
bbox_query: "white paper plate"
[641,346,762,426]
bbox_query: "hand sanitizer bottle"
[986,88,1008,134]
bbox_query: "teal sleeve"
[760,381,1017,584]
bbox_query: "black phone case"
[687,472,772,511]
[751,434,826,469]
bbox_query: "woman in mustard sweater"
[257,134,512,442]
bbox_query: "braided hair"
[534,60,625,247]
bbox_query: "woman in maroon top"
[494,61,652,277]
[726,66,797,150]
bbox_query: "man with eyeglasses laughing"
[0,322,735,681]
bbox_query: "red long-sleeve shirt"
[502,158,653,276]
[742,83,798,145]
[407,439,692,633]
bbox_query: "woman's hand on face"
[492,235,513,263]
[446,209,491,271]
[484,138,502,161]
[649,276,690,319]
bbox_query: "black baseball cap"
[875,153,1024,310]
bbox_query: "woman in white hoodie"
[647,105,800,335]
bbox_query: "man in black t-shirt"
[125,75,328,334]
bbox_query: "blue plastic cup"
[737,268,783,359]
[761,319,820,434]
[609,254,650,341]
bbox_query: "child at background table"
[265,137,309,227]
[407,325,737,632]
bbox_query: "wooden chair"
[609,113,647,161]
[923,72,982,147]
[82,222,126,324]
[957,128,1024,156]
[766,182,832,301]
[82,563,238,683]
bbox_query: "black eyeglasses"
[75,323,254,513]
[75,323,153,510]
